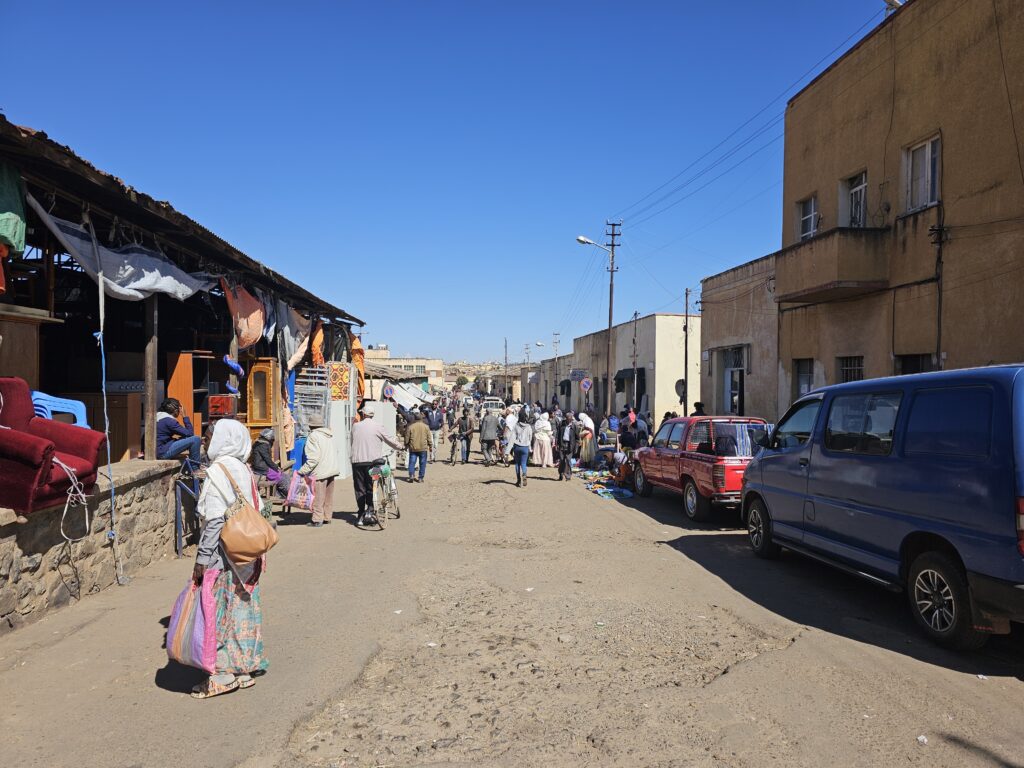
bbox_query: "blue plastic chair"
[30,391,90,429]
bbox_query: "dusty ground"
[1,455,1023,767]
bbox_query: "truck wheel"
[907,552,988,651]
[746,498,781,559]
[683,478,712,522]
[634,466,653,497]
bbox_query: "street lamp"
[577,223,620,416]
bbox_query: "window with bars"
[723,346,745,369]
[837,356,864,383]
[895,354,935,375]
[793,358,814,400]
[847,172,867,227]
[686,421,710,452]
[799,196,818,241]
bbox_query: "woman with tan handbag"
[191,418,271,699]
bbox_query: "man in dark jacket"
[425,404,444,462]
[558,412,580,481]
[458,409,475,464]
[251,427,291,497]
[479,409,501,466]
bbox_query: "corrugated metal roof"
[0,116,363,324]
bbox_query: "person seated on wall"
[156,398,201,463]
[251,427,291,498]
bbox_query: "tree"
[456,375,469,387]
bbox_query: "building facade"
[526,313,701,421]
[702,0,1024,417]
[364,345,445,391]
[700,255,779,419]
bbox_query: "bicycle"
[368,452,401,530]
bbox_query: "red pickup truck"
[632,416,769,521]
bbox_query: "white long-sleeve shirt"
[350,418,403,464]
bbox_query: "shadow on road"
[155,660,206,694]
[613,488,1024,678]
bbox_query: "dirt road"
[1,458,1022,767]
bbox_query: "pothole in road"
[290,572,796,767]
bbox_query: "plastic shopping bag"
[286,472,316,511]
[166,568,219,673]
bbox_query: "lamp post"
[577,222,620,416]
[524,341,544,403]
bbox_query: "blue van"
[742,365,1024,650]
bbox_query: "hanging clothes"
[220,278,265,350]
[349,329,366,400]
[276,300,312,371]
[0,162,26,258]
[256,289,277,342]
[310,320,325,367]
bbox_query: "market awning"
[614,368,637,380]
[0,116,363,324]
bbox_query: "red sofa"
[0,377,107,514]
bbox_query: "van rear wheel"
[907,552,987,651]
[746,498,781,559]
[683,478,712,522]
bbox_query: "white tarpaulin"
[27,193,215,302]
[399,382,434,404]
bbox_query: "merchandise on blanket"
[596,487,634,500]
[166,568,220,673]
[286,472,316,511]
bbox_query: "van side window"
[686,421,710,452]
[771,400,822,449]
[905,387,993,458]
[653,423,672,448]
[825,392,902,455]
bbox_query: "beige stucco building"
[701,0,1024,418]
[364,345,445,392]
[525,313,701,420]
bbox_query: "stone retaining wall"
[0,461,184,633]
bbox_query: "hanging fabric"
[256,288,277,342]
[310,320,325,367]
[276,300,311,371]
[220,278,264,350]
[349,329,366,400]
[0,162,26,259]
[26,194,214,301]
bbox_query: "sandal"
[236,674,256,689]
[190,676,240,699]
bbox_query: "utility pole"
[605,220,620,416]
[524,343,531,403]
[631,311,639,409]
[683,287,691,412]
[552,331,560,405]
[504,337,509,400]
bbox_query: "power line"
[630,132,784,227]
[613,7,885,220]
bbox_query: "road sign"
[569,368,589,382]
[580,377,593,392]
[382,384,395,399]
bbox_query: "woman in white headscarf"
[190,418,269,699]
[532,411,554,468]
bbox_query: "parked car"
[742,365,1024,650]
[633,416,769,521]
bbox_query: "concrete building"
[701,0,1024,418]
[364,344,445,392]
[700,254,779,419]
[526,313,701,421]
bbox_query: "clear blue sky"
[5,0,884,362]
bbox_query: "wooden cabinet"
[246,357,280,441]
[64,392,141,462]
[166,350,215,437]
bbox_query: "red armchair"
[0,377,107,514]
